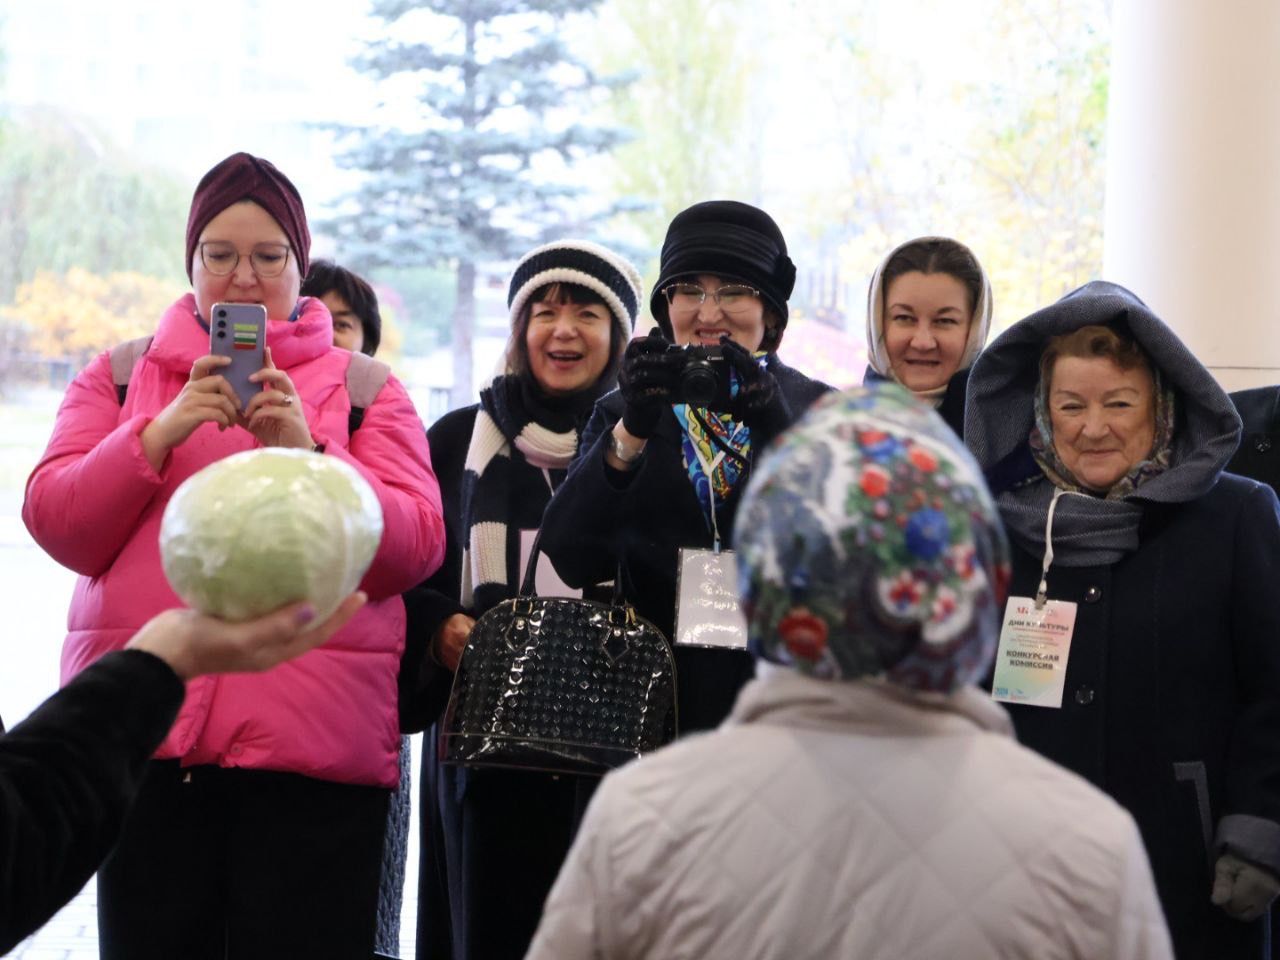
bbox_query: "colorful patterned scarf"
[673,351,767,540]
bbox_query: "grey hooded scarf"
[964,281,1242,566]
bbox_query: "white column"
[1103,0,1280,391]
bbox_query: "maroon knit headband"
[185,152,311,281]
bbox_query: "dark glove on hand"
[720,337,792,438]
[619,327,680,439]
[1212,853,1280,921]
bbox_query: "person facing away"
[301,258,383,357]
[401,240,644,960]
[0,591,366,956]
[20,150,445,959]
[538,200,833,737]
[964,281,1280,959]
[863,235,992,436]
[526,384,1172,960]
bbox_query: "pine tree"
[327,0,631,405]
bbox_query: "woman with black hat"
[399,240,644,960]
[539,200,833,734]
[21,151,445,958]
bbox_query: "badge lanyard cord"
[1037,487,1090,609]
[690,435,727,553]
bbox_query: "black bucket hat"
[650,200,797,351]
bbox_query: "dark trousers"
[98,759,390,960]
[416,737,595,960]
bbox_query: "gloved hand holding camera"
[719,337,792,440]
[620,328,793,442]
[619,328,684,439]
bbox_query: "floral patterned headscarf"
[734,383,1010,693]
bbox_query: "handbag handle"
[519,526,627,608]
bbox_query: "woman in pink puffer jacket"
[22,152,444,959]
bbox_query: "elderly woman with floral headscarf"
[526,385,1172,960]
[965,281,1280,960]
[22,152,445,958]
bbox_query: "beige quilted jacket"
[526,668,1173,960]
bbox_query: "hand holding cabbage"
[160,448,383,623]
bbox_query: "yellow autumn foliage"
[5,268,183,367]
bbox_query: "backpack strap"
[345,351,392,435]
[110,335,155,405]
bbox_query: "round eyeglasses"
[198,241,292,278]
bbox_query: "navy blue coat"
[1229,387,1280,498]
[539,356,832,734]
[1003,474,1280,960]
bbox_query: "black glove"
[720,337,792,439]
[618,328,682,439]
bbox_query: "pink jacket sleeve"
[318,373,445,601]
[22,353,167,577]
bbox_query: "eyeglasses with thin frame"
[663,282,761,314]
[198,241,292,278]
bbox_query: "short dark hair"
[507,282,623,387]
[301,259,382,357]
[880,238,984,316]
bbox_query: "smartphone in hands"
[210,302,266,412]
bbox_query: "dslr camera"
[672,344,733,410]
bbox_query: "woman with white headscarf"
[864,236,992,435]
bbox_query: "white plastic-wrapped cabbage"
[160,448,383,622]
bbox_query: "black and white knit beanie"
[507,240,643,342]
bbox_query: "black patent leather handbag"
[440,535,678,776]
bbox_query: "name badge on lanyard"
[673,421,748,649]
[675,547,748,649]
[990,487,1081,709]
[991,596,1077,707]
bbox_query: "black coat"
[401,404,546,732]
[862,364,970,438]
[0,650,182,954]
[1002,474,1280,960]
[1229,387,1280,497]
[406,403,593,960]
[539,356,832,734]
